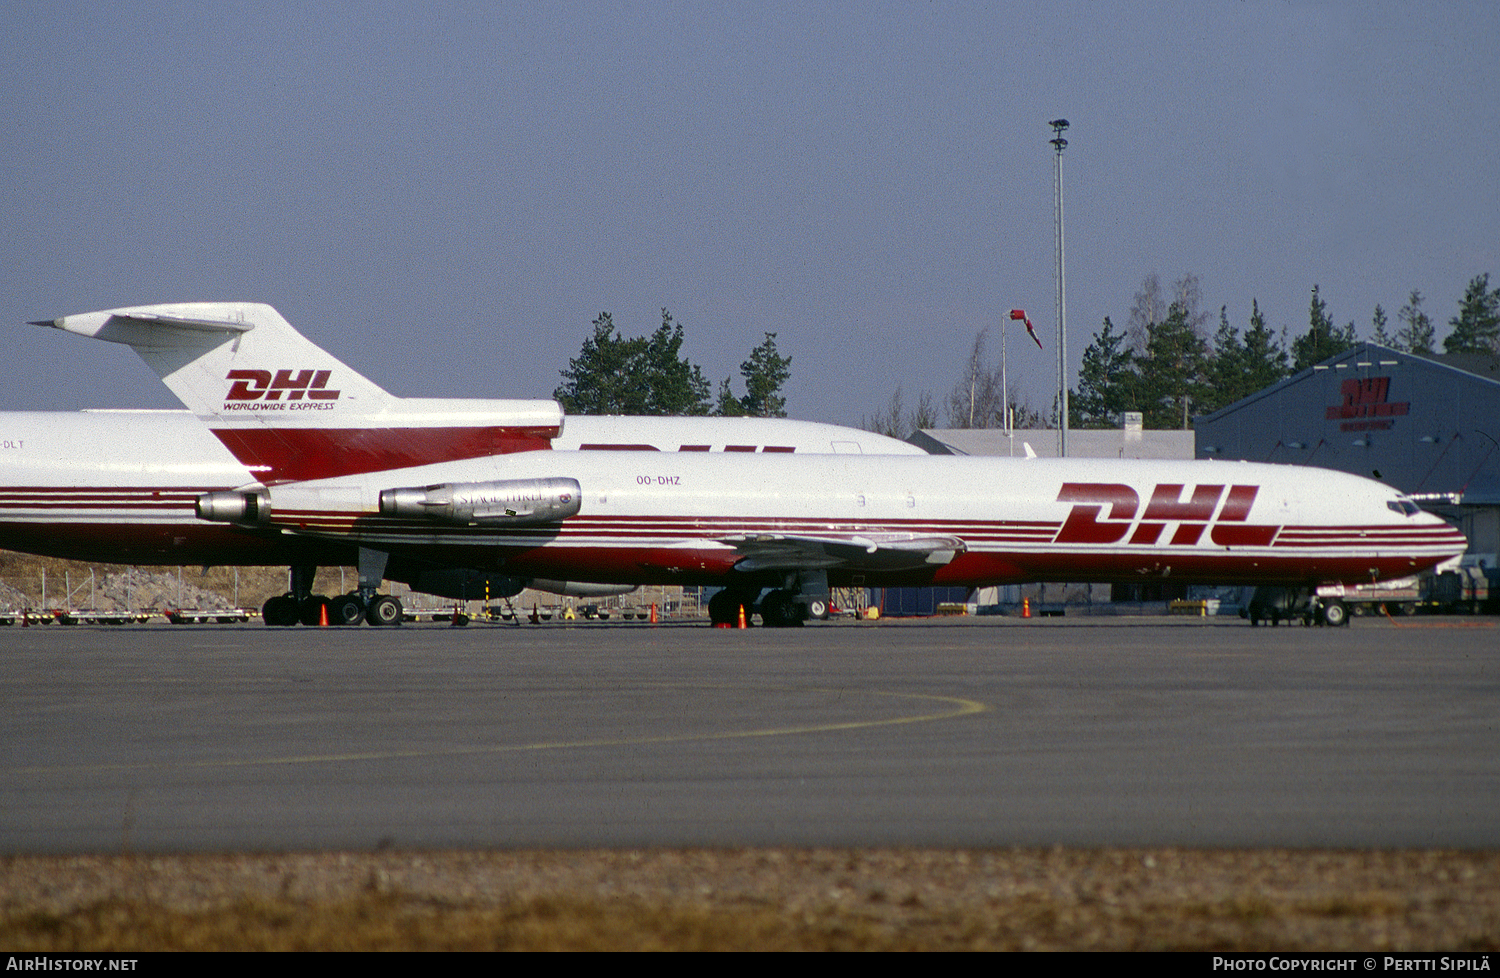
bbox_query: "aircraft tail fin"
[36,302,563,483]
[36,302,398,415]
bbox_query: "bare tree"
[1172,273,1212,339]
[1127,272,1210,350]
[1126,272,1166,350]
[861,387,907,438]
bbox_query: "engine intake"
[379,477,581,525]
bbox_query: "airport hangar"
[1195,342,1499,584]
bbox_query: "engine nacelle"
[379,477,582,525]
[402,569,529,600]
[530,579,639,598]
[195,488,271,524]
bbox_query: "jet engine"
[379,477,581,525]
[195,488,271,524]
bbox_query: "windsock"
[1009,309,1043,350]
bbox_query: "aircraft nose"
[1426,517,1469,550]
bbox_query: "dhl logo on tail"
[225,369,341,404]
[1055,483,1278,547]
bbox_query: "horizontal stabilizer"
[34,309,253,336]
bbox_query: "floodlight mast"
[1049,118,1069,458]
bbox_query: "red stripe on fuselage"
[209,426,557,483]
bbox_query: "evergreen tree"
[1443,273,1500,354]
[736,332,792,417]
[639,310,712,415]
[1136,302,1209,428]
[714,378,745,417]
[1202,305,1245,414]
[554,309,711,415]
[1292,285,1355,371]
[554,313,650,414]
[1240,299,1289,392]
[1070,316,1137,428]
[1203,301,1291,412]
[1371,304,1392,347]
[1396,290,1436,354]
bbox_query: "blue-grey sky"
[4,1,1497,427]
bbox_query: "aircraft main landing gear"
[708,588,757,626]
[365,593,404,626]
[259,552,404,626]
[710,571,834,629]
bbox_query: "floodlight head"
[1049,118,1069,131]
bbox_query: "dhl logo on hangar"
[1326,377,1409,432]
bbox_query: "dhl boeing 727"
[2,302,1466,626]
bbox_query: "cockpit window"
[1387,499,1420,516]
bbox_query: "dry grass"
[3,848,1497,951]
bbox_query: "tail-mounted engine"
[195,488,272,524]
[379,477,581,525]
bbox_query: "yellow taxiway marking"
[12,685,987,775]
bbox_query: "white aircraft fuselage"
[221,449,1464,590]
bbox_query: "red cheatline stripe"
[0,503,196,512]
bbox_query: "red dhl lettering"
[1055,483,1139,544]
[1130,484,1224,545]
[225,369,340,402]
[1054,483,1278,547]
[1325,377,1409,420]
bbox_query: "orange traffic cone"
[319,601,329,627]
[1022,597,1031,618]
[737,601,747,629]
[649,603,658,624]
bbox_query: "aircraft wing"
[722,533,966,573]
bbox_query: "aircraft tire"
[759,589,803,628]
[298,595,331,627]
[805,597,828,621]
[262,595,299,627]
[330,594,365,626]
[1321,600,1349,627]
[707,589,740,626]
[366,594,403,627]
